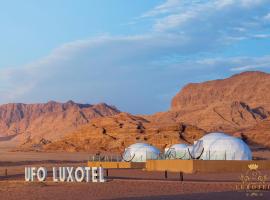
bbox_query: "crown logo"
[248,164,258,170]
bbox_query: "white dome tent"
[122,143,160,162]
[199,132,252,160]
[165,144,189,159]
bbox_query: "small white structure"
[122,143,160,162]
[199,132,252,160]
[165,144,189,159]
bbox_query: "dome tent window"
[165,144,189,159]
[122,143,160,162]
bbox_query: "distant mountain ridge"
[0,101,120,141]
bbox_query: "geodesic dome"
[122,143,160,162]
[165,144,190,159]
[199,132,252,160]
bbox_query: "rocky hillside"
[142,71,270,150]
[33,113,205,153]
[234,119,270,149]
[146,100,269,134]
[171,71,270,111]
[0,101,120,143]
[154,71,269,132]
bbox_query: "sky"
[0,0,270,114]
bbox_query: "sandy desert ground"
[1,144,270,200]
[1,179,269,200]
[1,162,270,200]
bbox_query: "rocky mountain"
[0,101,120,144]
[160,71,270,148]
[234,119,270,149]
[147,71,269,133]
[34,113,205,153]
[156,101,268,133]
[171,71,270,111]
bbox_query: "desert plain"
[1,143,270,199]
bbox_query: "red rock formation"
[171,71,270,111]
[0,101,120,142]
[161,71,270,148]
[40,113,206,153]
[234,119,270,149]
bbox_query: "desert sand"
[1,148,270,200]
[0,180,262,200]
[1,169,270,200]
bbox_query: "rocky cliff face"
[172,71,270,111]
[160,71,270,149]
[167,71,270,132]
[234,119,270,149]
[0,101,120,142]
[36,113,205,153]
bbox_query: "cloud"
[182,55,270,72]
[151,0,269,34]
[252,34,270,39]
[263,12,270,21]
[140,0,182,18]
[229,56,270,71]
[1,0,270,114]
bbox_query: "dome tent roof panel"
[199,132,252,160]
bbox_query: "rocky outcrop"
[24,113,206,153]
[0,101,120,142]
[171,71,270,111]
[234,120,270,149]
[166,72,270,131]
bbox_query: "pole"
[179,172,183,181]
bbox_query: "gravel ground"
[1,179,269,200]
